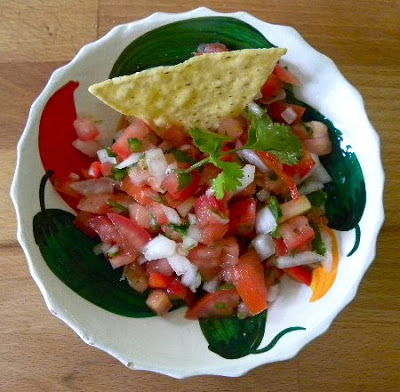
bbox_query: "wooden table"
[1,1,399,391]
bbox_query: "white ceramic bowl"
[11,7,384,378]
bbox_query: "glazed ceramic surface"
[11,7,384,378]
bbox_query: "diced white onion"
[309,155,332,183]
[256,188,271,202]
[72,139,102,158]
[167,254,201,292]
[203,278,219,293]
[188,213,197,225]
[115,152,142,169]
[143,235,177,261]
[97,149,117,164]
[252,234,275,260]
[247,101,263,118]
[161,205,181,225]
[182,236,198,250]
[268,284,280,303]
[145,148,168,182]
[311,164,332,184]
[165,162,178,175]
[176,197,195,217]
[93,242,109,255]
[69,177,117,195]
[107,244,120,257]
[299,180,325,195]
[256,206,277,234]
[236,164,255,192]
[238,149,270,173]
[276,251,325,269]
[281,106,298,125]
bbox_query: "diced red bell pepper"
[284,266,312,286]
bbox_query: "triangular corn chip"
[89,48,287,131]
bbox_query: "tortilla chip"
[89,48,286,131]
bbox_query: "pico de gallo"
[61,44,335,320]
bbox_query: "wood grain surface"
[2,1,399,391]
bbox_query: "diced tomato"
[112,118,151,159]
[162,126,188,147]
[195,194,229,223]
[269,101,306,124]
[228,198,256,236]
[73,117,100,141]
[273,238,289,256]
[124,262,149,293]
[283,152,316,179]
[220,146,235,162]
[100,162,113,176]
[199,164,221,187]
[199,224,229,246]
[146,289,173,316]
[77,193,132,215]
[284,266,312,286]
[121,177,158,206]
[109,253,136,269]
[54,178,82,200]
[261,73,284,100]
[188,244,222,281]
[257,151,299,200]
[185,288,240,320]
[162,170,200,201]
[129,202,152,229]
[87,161,102,179]
[279,216,315,251]
[145,258,174,276]
[218,237,239,266]
[167,278,193,303]
[107,213,152,255]
[148,271,172,289]
[231,181,256,200]
[291,123,310,140]
[88,215,122,244]
[218,117,244,139]
[232,249,268,316]
[273,64,301,86]
[73,211,97,237]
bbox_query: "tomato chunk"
[228,198,256,236]
[279,216,315,251]
[232,249,268,316]
[284,266,312,286]
[185,289,240,320]
[107,213,152,254]
[261,73,284,100]
[269,101,306,124]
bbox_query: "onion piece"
[161,205,181,225]
[299,180,325,195]
[263,89,286,104]
[167,254,201,292]
[72,139,102,158]
[281,106,297,125]
[97,149,117,164]
[268,284,280,303]
[252,234,275,260]
[236,164,255,192]
[247,101,263,118]
[238,150,270,173]
[309,155,332,183]
[143,235,177,261]
[203,278,219,293]
[69,177,117,196]
[256,206,277,234]
[320,229,333,272]
[275,251,325,269]
[115,152,143,169]
[145,148,168,183]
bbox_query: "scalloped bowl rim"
[11,7,384,378]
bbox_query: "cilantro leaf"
[190,127,232,157]
[170,148,196,164]
[177,171,193,191]
[268,196,282,221]
[168,222,190,237]
[212,160,243,199]
[311,223,326,256]
[246,105,303,165]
